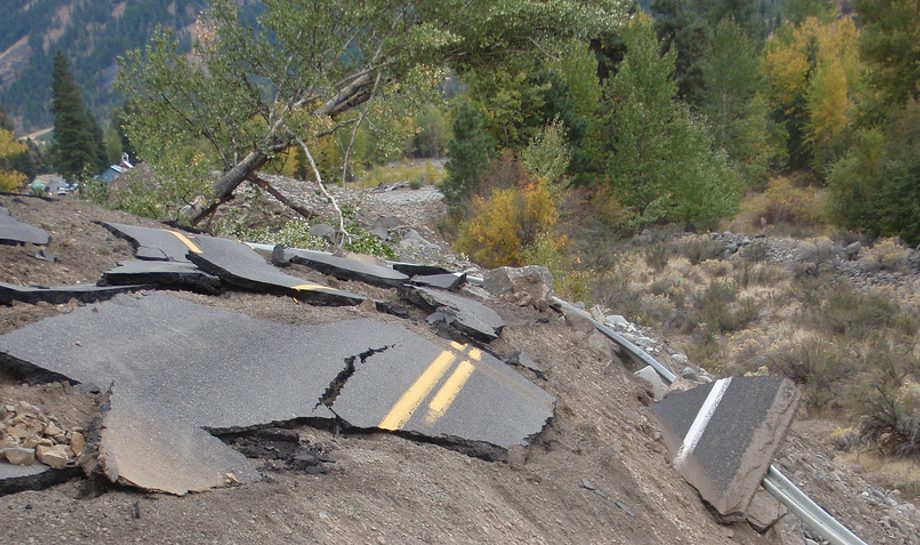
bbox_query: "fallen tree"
[116,0,631,233]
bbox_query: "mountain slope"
[0,0,204,132]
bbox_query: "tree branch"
[293,134,348,255]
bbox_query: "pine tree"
[602,14,740,229]
[51,52,103,180]
[443,101,496,209]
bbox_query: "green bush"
[768,338,853,409]
[694,281,758,334]
[798,281,899,340]
[848,343,920,457]
[644,242,670,272]
[673,237,725,265]
[442,101,496,209]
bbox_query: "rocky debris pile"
[1,401,84,470]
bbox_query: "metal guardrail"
[546,296,869,545]
[246,243,868,545]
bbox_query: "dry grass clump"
[860,237,910,272]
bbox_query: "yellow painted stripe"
[467,347,481,361]
[378,350,456,431]
[425,360,475,424]
[292,283,328,292]
[166,230,202,254]
[450,341,466,351]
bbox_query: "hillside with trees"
[0,0,204,132]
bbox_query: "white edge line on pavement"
[673,377,732,469]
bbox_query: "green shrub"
[733,261,786,288]
[798,281,899,339]
[644,242,670,272]
[673,237,725,265]
[768,338,853,409]
[694,281,758,334]
[848,343,920,457]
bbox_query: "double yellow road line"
[379,341,480,431]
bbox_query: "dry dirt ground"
[0,193,916,545]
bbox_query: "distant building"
[95,153,134,183]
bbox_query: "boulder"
[482,266,555,310]
[36,444,71,469]
[309,223,336,242]
[635,366,669,401]
[746,488,786,532]
[2,447,36,466]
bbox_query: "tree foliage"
[700,20,780,188]
[763,16,862,171]
[855,0,920,109]
[51,52,107,181]
[602,14,740,229]
[0,127,27,192]
[443,101,496,208]
[117,0,631,221]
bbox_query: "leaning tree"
[116,0,630,231]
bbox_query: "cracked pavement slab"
[99,222,200,262]
[331,339,555,458]
[0,282,148,305]
[0,206,50,246]
[0,462,80,496]
[0,293,553,460]
[187,235,366,306]
[401,285,505,342]
[101,261,222,294]
[390,262,453,277]
[409,272,466,291]
[89,387,259,495]
[650,376,800,516]
[273,247,410,288]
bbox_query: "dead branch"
[293,135,349,255]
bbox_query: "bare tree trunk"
[248,175,316,222]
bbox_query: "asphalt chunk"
[99,222,199,262]
[401,285,504,342]
[390,262,453,277]
[0,282,148,305]
[273,246,409,288]
[0,206,50,246]
[410,272,466,292]
[89,387,259,495]
[650,376,800,516]
[101,261,222,294]
[0,462,80,496]
[0,294,362,431]
[187,236,365,306]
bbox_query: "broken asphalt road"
[650,376,800,516]
[88,387,259,495]
[333,339,554,456]
[401,285,504,342]
[0,293,553,460]
[0,282,148,305]
[272,246,409,288]
[0,206,50,246]
[187,236,365,306]
[99,222,199,262]
[101,261,222,295]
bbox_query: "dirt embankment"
[0,192,917,545]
